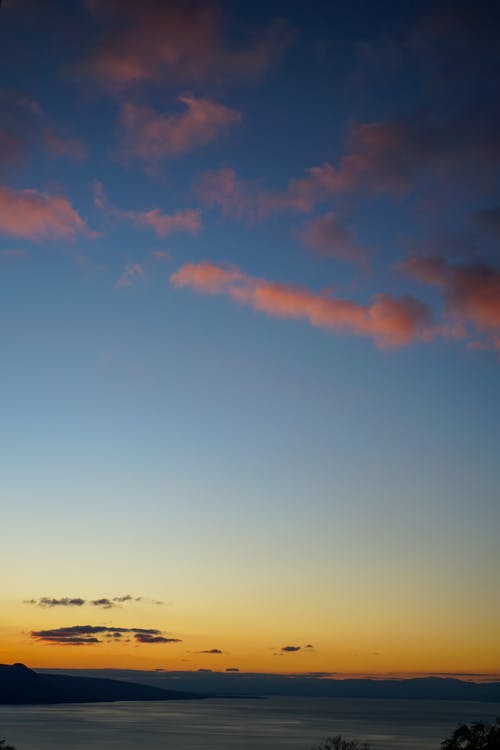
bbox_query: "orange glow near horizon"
[1,0,500,704]
[2,601,499,678]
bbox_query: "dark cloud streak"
[25,597,85,608]
[31,624,181,646]
[199,648,223,654]
[25,594,161,609]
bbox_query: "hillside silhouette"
[0,663,203,704]
[47,668,500,701]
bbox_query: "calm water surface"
[1,697,499,750]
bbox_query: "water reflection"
[1,697,500,750]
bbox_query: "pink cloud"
[260,164,349,215]
[116,263,145,288]
[152,250,171,262]
[0,91,39,172]
[195,154,404,222]
[0,90,86,169]
[195,167,255,219]
[0,128,24,172]
[172,262,244,294]
[81,0,293,90]
[197,114,500,221]
[401,256,500,341]
[0,186,90,241]
[301,212,370,266]
[335,121,421,194]
[93,180,114,213]
[134,208,201,237]
[171,261,432,348]
[94,181,201,238]
[195,164,342,220]
[42,130,86,161]
[118,96,241,165]
[328,117,500,195]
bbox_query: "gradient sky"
[1,0,499,677]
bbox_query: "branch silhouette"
[311,737,370,750]
[441,718,500,750]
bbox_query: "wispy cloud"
[94,181,201,238]
[301,212,370,266]
[0,186,90,242]
[117,96,241,166]
[135,208,201,238]
[401,255,500,348]
[24,597,86,608]
[90,598,118,609]
[79,0,294,90]
[0,127,24,174]
[25,595,159,608]
[195,167,255,219]
[197,109,500,223]
[152,250,171,262]
[115,263,144,288]
[334,115,500,195]
[171,261,433,349]
[0,88,85,171]
[195,165,340,220]
[42,129,86,161]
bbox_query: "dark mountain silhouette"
[40,668,500,702]
[143,673,500,701]
[0,663,203,705]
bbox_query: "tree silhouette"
[0,740,17,750]
[311,737,370,750]
[441,719,500,750]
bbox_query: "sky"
[0,0,499,678]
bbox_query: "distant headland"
[3,663,500,705]
[0,663,203,705]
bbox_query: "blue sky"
[0,0,499,674]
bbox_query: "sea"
[1,697,499,750]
